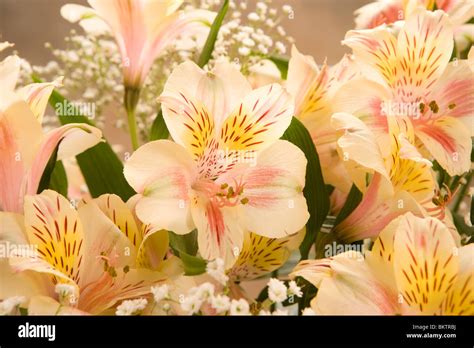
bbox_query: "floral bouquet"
[0,0,473,320]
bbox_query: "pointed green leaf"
[281,117,329,259]
[334,184,362,226]
[49,161,68,197]
[149,110,169,141]
[269,55,289,80]
[37,143,60,194]
[197,0,229,68]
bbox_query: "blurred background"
[1,0,371,65]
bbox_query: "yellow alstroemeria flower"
[291,212,473,315]
[0,190,173,314]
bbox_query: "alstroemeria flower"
[0,190,173,314]
[355,0,474,29]
[330,112,434,242]
[124,61,309,267]
[0,53,102,213]
[291,212,473,315]
[334,8,473,176]
[62,0,216,88]
[286,45,360,193]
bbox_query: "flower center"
[193,179,248,208]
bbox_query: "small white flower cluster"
[180,282,251,315]
[115,298,148,316]
[206,258,229,285]
[205,0,294,72]
[267,278,303,303]
[0,296,25,315]
[54,283,77,306]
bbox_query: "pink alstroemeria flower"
[62,0,216,88]
[355,0,474,29]
[124,61,309,267]
[0,54,102,213]
[334,8,473,177]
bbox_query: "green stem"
[452,172,472,213]
[124,86,141,150]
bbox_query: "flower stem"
[124,86,141,150]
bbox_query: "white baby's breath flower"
[196,282,215,301]
[229,299,250,315]
[288,280,303,298]
[282,5,293,14]
[115,298,148,316]
[247,12,260,22]
[150,284,170,303]
[210,294,231,314]
[0,296,25,315]
[268,278,287,303]
[302,307,317,316]
[55,283,77,305]
[275,41,287,54]
[181,295,203,315]
[243,38,256,47]
[206,258,229,285]
[238,46,251,56]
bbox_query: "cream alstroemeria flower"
[286,45,360,193]
[292,212,473,315]
[0,53,102,213]
[0,190,173,314]
[334,8,473,177]
[124,61,309,267]
[62,0,215,89]
[355,0,474,29]
[330,112,435,242]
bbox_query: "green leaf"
[197,0,229,68]
[149,110,169,141]
[49,161,68,197]
[179,251,207,276]
[269,55,289,80]
[471,195,474,226]
[452,213,474,239]
[281,117,329,259]
[32,74,135,201]
[334,184,362,226]
[168,230,198,256]
[168,230,206,275]
[37,143,60,194]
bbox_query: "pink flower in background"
[124,61,309,267]
[62,0,216,88]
